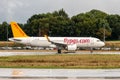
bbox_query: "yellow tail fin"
[10,21,28,38]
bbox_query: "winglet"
[44,35,50,42]
[10,21,29,38]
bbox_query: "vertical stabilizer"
[10,22,28,38]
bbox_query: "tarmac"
[0,50,119,56]
[0,68,120,80]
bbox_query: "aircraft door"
[89,39,94,47]
[26,38,31,46]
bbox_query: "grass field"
[0,41,24,47]
[0,54,120,69]
[105,41,120,47]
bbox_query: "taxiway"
[0,50,119,56]
[0,68,120,80]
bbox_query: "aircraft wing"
[44,35,78,51]
[44,35,67,47]
[51,41,67,46]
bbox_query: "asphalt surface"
[0,69,120,80]
[0,50,119,56]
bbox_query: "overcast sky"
[0,0,120,23]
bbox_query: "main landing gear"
[57,49,61,54]
[57,47,62,54]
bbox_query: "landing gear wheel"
[58,49,61,54]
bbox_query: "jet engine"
[49,44,56,48]
[66,44,77,51]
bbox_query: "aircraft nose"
[101,42,105,46]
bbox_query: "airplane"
[9,21,105,53]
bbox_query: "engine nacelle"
[49,44,56,48]
[67,44,77,51]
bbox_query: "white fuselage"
[9,37,105,48]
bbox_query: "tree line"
[0,9,120,41]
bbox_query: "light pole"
[103,24,105,42]
[6,25,8,49]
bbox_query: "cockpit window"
[97,40,100,42]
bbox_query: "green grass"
[0,54,120,69]
[105,41,120,48]
[0,41,24,47]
